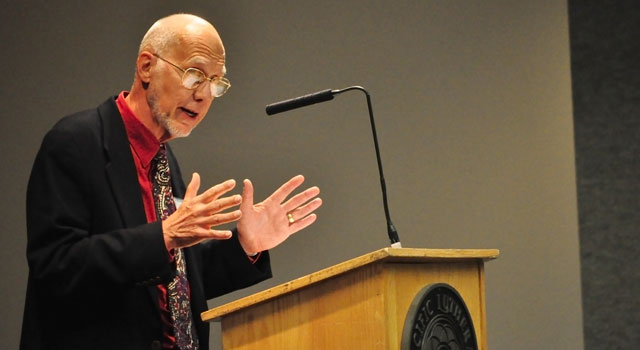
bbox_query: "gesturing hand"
[162,173,242,250]
[236,175,322,255]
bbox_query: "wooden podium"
[202,248,499,349]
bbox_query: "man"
[21,14,322,350]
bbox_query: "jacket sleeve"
[26,124,174,299]
[199,232,272,299]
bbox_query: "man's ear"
[136,51,154,86]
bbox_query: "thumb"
[241,179,254,209]
[184,172,201,201]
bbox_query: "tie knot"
[154,144,168,162]
[153,145,170,178]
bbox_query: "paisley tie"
[152,144,199,350]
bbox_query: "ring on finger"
[287,213,295,224]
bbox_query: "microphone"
[266,86,401,248]
[266,89,335,115]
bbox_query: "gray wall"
[0,1,583,349]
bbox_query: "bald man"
[21,14,321,350]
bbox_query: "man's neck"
[125,87,171,142]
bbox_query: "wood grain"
[201,248,499,349]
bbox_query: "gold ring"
[287,213,295,224]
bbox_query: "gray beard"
[147,91,192,139]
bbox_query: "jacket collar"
[98,96,148,228]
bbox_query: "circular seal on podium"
[401,283,478,350]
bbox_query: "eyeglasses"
[153,53,231,97]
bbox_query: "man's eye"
[183,71,204,88]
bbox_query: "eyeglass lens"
[182,69,229,97]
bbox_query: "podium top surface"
[201,247,499,322]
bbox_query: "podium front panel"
[219,259,488,349]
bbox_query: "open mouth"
[179,107,198,118]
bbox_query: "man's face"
[146,33,226,140]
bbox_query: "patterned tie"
[152,144,199,350]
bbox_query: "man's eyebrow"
[188,58,225,78]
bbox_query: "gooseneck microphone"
[266,86,401,248]
[266,89,335,115]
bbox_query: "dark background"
[569,1,640,348]
[1,1,637,349]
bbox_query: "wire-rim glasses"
[153,53,230,97]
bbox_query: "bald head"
[139,14,225,60]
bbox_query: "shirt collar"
[116,91,161,169]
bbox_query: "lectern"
[202,248,498,349]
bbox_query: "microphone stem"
[334,86,401,247]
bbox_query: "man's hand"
[236,175,322,255]
[162,173,242,250]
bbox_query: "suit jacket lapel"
[97,97,166,318]
[166,144,186,198]
[98,97,148,229]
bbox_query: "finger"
[282,186,320,212]
[197,179,236,203]
[240,179,254,210]
[167,228,232,249]
[187,229,234,240]
[172,230,233,247]
[288,197,322,221]
[207,230,234,240]
[182,193,241,218]
[201,195,242,216]
[193,209,243,228]
[288,213,318,234]
[270,175,305,204]
[184,172,201,201]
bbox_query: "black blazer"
[21,97,271,350]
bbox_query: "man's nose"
[193,81,213,101]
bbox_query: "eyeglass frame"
[152,53,231,97]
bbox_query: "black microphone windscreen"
[266,89,334,115]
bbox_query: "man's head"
[128,14,227,142]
